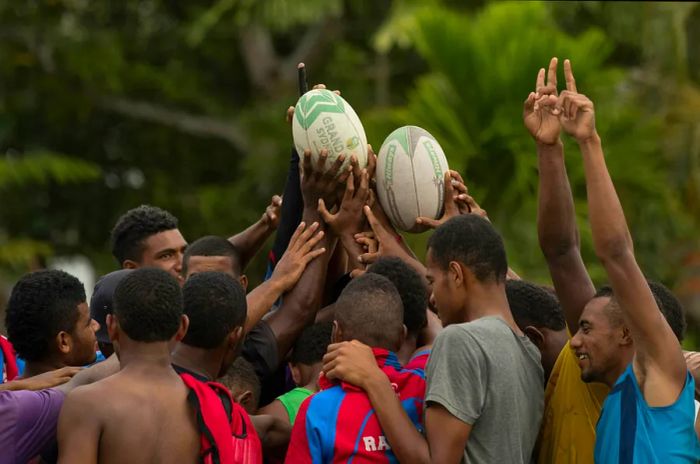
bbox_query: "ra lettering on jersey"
[285,348,426,464]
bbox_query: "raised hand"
[300,148,352,209]
[554,60,597,143]
[270,221,326,292]
[319,169,370,237]
[358,205,419,266]
[415,171,476,229]
[261,195,282,230]
[524,57,561,145]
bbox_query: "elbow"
[594,237,634,265]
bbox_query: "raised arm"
[559,60,686,405]
[228,194,282,271]
[264,149,342,361]
[525,57,595,333]
[243,221,326,333]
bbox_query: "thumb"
[364,205,388,238]
[415,216,442,229]
[523,92,538,114]
[318,199,334,223]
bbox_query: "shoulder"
[0,388,65,420]
[62,383,108,417]
[432,322,486,354]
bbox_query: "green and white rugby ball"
[292,89,368,173]
[376,126,450,233]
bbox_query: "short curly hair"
[595,280,686,342]
[111,205,179,265]
[506,280,565,331]
[113,268,183,342]
[5,270,86,362]
[427,215,508,284]
[290,322,333,366]
[182,271,247,349]
[368,257,428,336]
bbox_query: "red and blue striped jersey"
[285,348,426,464]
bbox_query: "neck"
[397,334,418,366]
[117,340,176,375]
[22,358,65,379]
[171,342,223,380]
[463,283,523,335]
[603,349,633,388]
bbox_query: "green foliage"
[368,1,694,285]
[0,0,698,343]
[0,152,100,188]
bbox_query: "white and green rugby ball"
[292,89,368,173]
[376,126,450,233]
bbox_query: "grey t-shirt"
[425,316,544,463]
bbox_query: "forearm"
[339,234,364,271]
[536,140,596,331]
[269,149,304,268]
[536,141,579,258]
[580,134,633,259]
[245,279,285,333]
[0,378,30,391]
[229,219,275,271]
[363,373,430,464]
[266,205,330,359]
[251,414,291,459]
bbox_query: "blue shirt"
[285,349,426,463]
[595,364,700,463]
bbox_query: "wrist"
[362,367,389,392]
[577,132,601,149]
[536,139,564,153]
[266,274,287,295]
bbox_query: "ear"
[174,315,190,342]
[332,321,342,344]
[228,325,244,348]
[448,261,465,289]
[239,274,249,291]
[620,325,633,346]
[523,326,545,350]
[235,390,254,410]
[106,314,119,343]
[399,324,408,349]
[122,260,139,270]
[290,362,302,386]
[56,331,72,355]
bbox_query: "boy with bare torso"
[57,268,199,464]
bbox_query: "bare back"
[58,368,200,464]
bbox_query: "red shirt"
[285,348,426,463]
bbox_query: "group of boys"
[1,57,700,463]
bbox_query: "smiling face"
[425,249,462,327]
[570,296,629,385]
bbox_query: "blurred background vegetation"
[0,1,699,346]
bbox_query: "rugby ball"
[376,126,450,233]
[293,89,368,173]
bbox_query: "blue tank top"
[595,364,700,463]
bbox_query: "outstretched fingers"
[547,57,558,89]
[535,67,546,92]
[564,59,577,93]
[364,205,391,241]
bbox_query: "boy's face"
[65,302,100,365]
